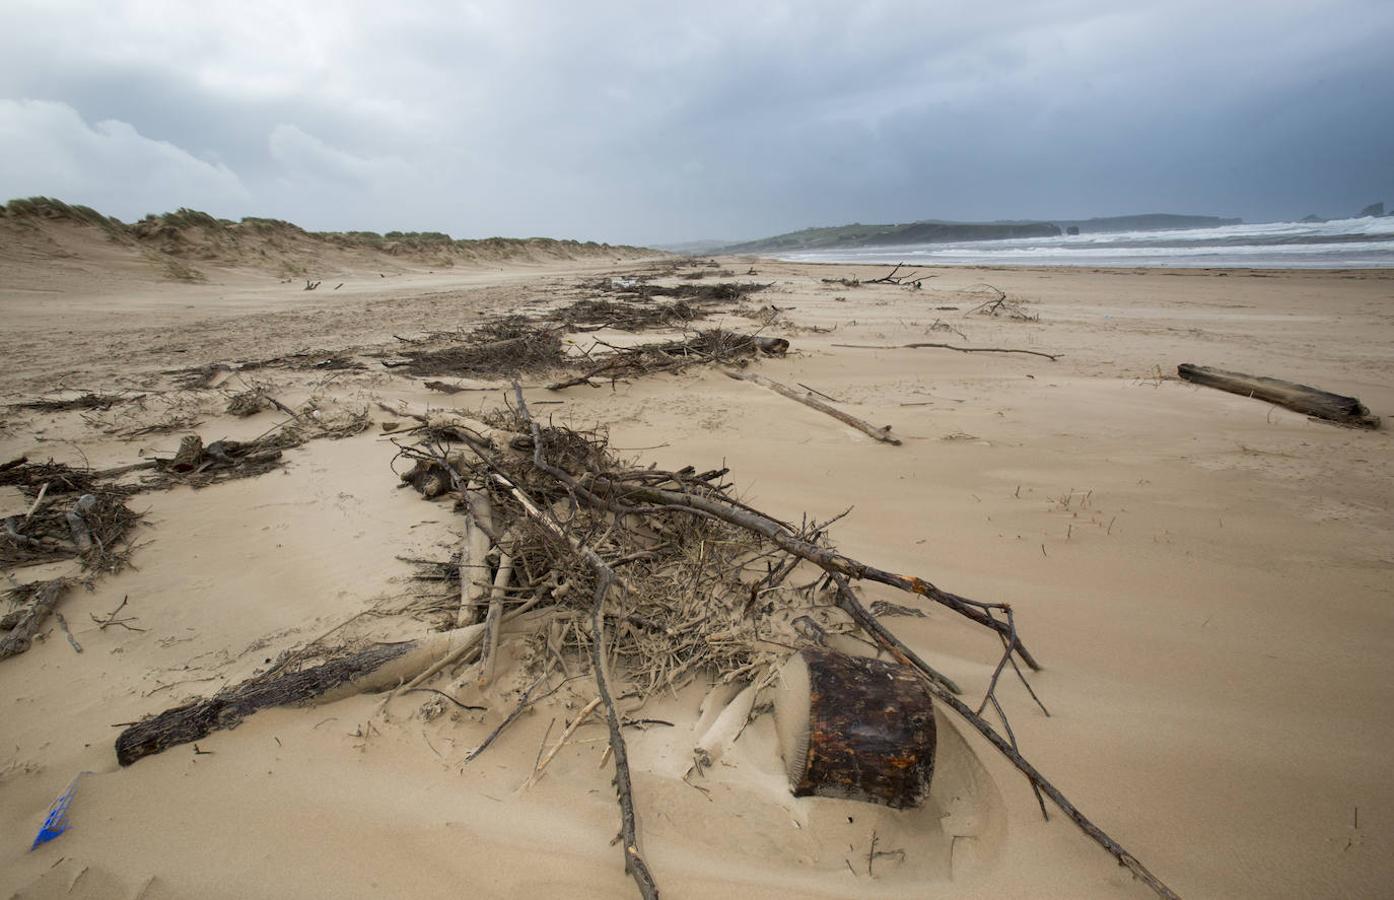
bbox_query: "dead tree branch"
[723,370,902,445]
[833,343,1061,361]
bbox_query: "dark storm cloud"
[1,1,1391,244]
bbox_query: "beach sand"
[1,246,1391,898]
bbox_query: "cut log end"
[773,648,936,809]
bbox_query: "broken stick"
[723,370,901,445]
[833,342,1061,361]
[477,530,516,686]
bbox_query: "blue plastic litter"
[31,773,85,850]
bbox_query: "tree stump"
[773,647,936,809]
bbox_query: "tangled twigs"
[582,478,1040,671]
[548,329,788,391]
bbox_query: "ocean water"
[779,216,1394,269]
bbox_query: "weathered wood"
[0,580,71,661]
[1178,363,1380,428]
[477,531,514,685]
[115,633,458,765]
[723,370,902,445]
[401,458,453,499]
[170,435,204,472]
[775,648,936,809]
[65,494,96,553]
[459,490,495,625]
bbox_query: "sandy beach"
[2,238,1392,899]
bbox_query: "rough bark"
[0,580,71,661]
[1178,363,1380,428]
[115,634,457,765]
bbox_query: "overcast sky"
[1,1,1391,244]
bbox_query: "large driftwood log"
[1178,363,1380,428]
[0,580,72,661]
[723,370,902,445]
[774,648,936,809]
[115,632,462,765]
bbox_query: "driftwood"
[723,370,902,445]
[459,490,494,625]
[774,648,936,809]
[0,580,72,661]
[367,379,1182,897]
[833,342,1061,361]
[115,633,460,766]
[477,530,515,686]
[1178,363,1380,428]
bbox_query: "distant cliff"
[719,221,1060,253]
[719,212,1248,253]
[1052,214,1242,233]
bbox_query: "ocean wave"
[781,215,1394,268]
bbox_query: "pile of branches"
[548,328,790,391]
[0,456,100,497]
[400,418,837,695]
[1,489,140,573]
[383,388,1175,898]
[145,433,296,488]
[170,350,365,390]
[143,406,369,489]
[6,393,132,413]
[579,277,773,305]
[545,297,710,331]
[386,319,567,378]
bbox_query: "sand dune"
[1,247,1391,898]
